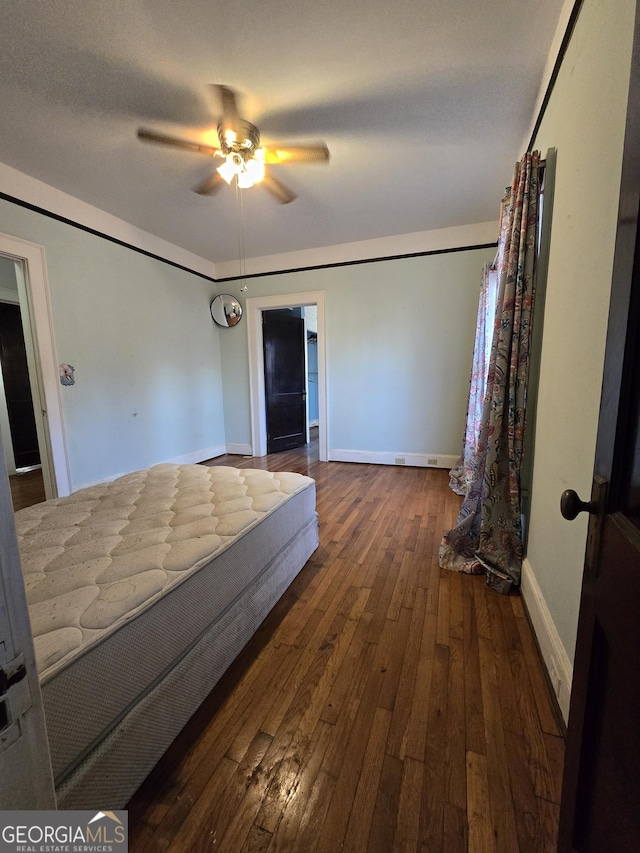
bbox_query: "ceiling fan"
[137,85,329,204]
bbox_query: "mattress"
[15,463,317,789]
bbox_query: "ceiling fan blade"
[262,174,297,204]
[211,84,241,133]
[137,128,220,156]
[263,143,329,165]
[193,171,225,196]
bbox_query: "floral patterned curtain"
[448,262,497,497]
[439,151,542,594]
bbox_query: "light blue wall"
[525,0,636,663]
[219,247,495,458]
[0,196,495,483]
[0,199,226,489]
[0,256,18,290]
[307,336,318,423]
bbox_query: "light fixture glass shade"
[216,148,266,189]
[216,156,237,184]
[236,170,254,189]
[245,156,266,184]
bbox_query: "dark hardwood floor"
[9,466,46,511]
[126,430,564,852]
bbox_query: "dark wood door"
[0,302,40,469]
[558,6,640,849]
[263,309,306,454]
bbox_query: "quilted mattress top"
[15,463,314,680]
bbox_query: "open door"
[0,436,55,807]
[246,290,328,461]
[558,4,640,848]
[0,235,71,499]
[263,309,307,454]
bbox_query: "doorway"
[262,308,307,454]
[0,234,71,499]
[0,259,37,475]
[0,300,41,470]
[246,291,328,461]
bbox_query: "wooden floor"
[127,438,565,852]
[9,466,46,511]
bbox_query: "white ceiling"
[0,0,566,267]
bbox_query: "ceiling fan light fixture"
[216,156,238,184]
[138,87,325,203]
[217,145,266,188]
[245,156,266,184]
[236,171,255,189]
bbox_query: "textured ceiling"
[0,0,565,265]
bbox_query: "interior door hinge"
[0,651,32,748]
[0,654,27,695]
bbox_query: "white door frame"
[0,233,71,498]
[0,436,56,807]
[246,291,327,460]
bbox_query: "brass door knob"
[560,489,595,521]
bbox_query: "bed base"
[55,515,318,809]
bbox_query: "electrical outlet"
[395,457,406,465]
[427,457,438,466]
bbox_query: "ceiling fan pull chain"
[235,181,248,292]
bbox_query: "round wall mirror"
[210,294,243,327]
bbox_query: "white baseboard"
[521,557,573,723]
[72,446,454,491]
[168,445,227,465]
[327,450,458,469]
[72,471,130,491]
[225,443,253,456]
[71,445,227,491]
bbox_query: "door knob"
[560,489,596,520]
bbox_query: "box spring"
[15,464,318,808]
